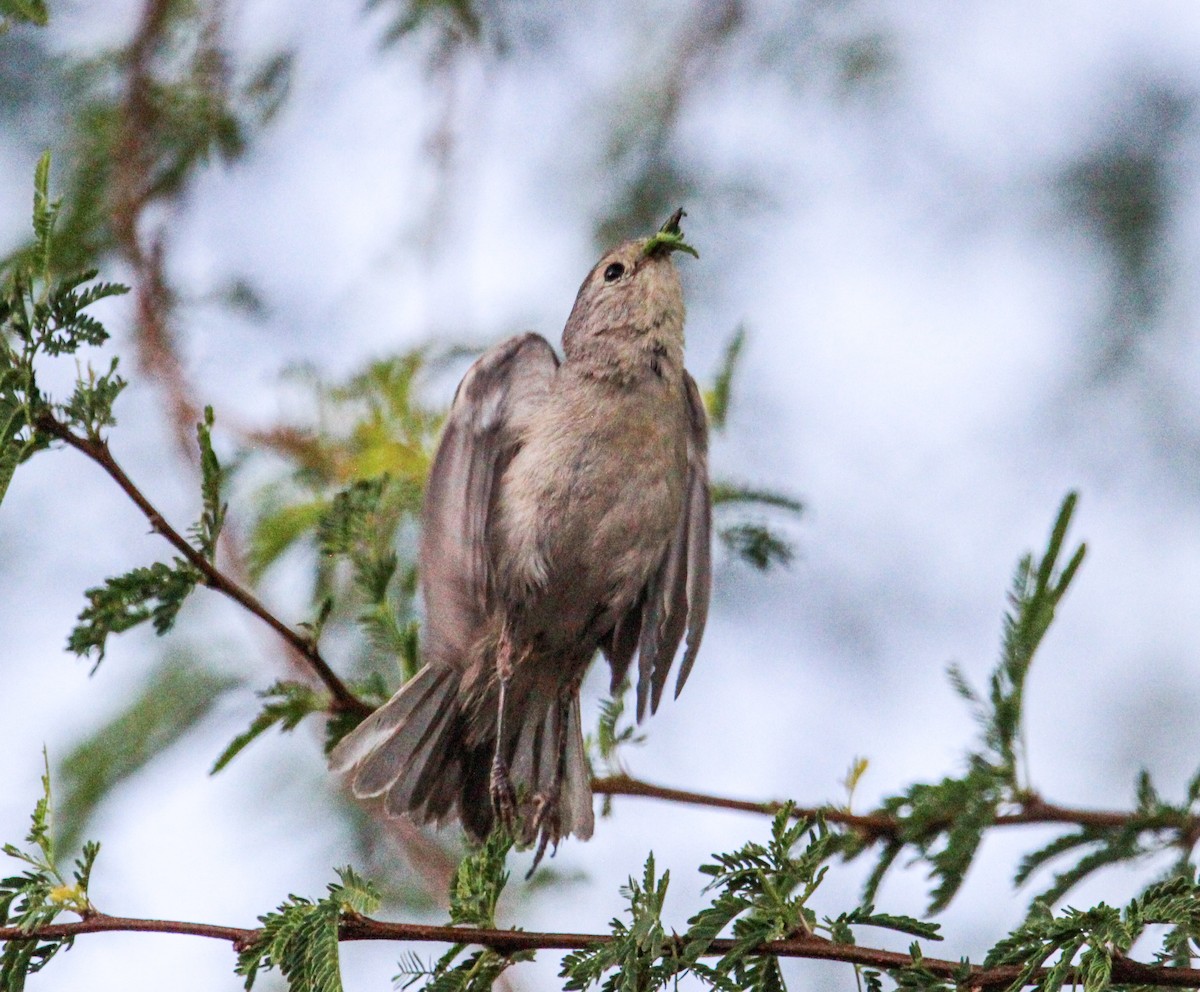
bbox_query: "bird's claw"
[524,789,561,877]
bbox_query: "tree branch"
[111,0,204,455]
[3,911,1199,989]
[36,413,371,718]
[591,775,1183,840]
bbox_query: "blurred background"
[3,1,1200,989]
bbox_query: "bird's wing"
[670,372,713,698]
[605,371,712,721]
[418,332,560,669]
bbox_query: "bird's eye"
[603,262,625,282]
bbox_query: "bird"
[330,209,712,864]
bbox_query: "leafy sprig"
[193,405,227,561]
[397,831,532,992]
[688,809,940,992]
[954,491,1087,792]
[211,672,392,774]
[65,406,230,665]
[561,854,677,992]
[236,867,381,992]
[562,809,942,992]
[590,679,646,793]
[0,153,128,505]
[1,756,99,992]
[0,157,239,667]
[984,873,1200,992]
[864,493,1087,912]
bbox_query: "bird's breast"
[491,371,689,647]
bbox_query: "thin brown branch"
[4,912,1200,989]
[36,413,370,718]
[591,775,1185,840]
[111,0,202,455]
[0,915,255,946]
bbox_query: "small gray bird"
[331,210,711,861]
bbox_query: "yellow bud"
[48,884,79,904]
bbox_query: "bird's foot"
[489,755,518,830]
[524,789,561,877]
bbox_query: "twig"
[591,775,1183,840]
[35,413,370,718]
[111,0,203,454]
[3,912,1199,989]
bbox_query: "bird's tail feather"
[504,690,594,843]
[329,665,458,799]
[331,667,435,773]
[330,664,595,845]
[559,695,595,841]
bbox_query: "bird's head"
[562,209,698,369]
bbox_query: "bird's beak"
[642,207,699,259]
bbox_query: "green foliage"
[318,473,424,671]
[868,767,1004,914]
[246,354,440,648]
[705,326,745,431]
[1,757,98,992]
[319,476,401,601]
[642,209,700,260]
[710,478,804,572]
[66,407,233,665]
[211,667,392,775]
[974,492,1087,787]
[590,679,645,786]
[561,853,677,992]
[710,484,803,514]
[0,4,295,276]
[368,0,482,47]
[67,559,201,662]
[397,832,533,992]
[237,866,381,992]
[230,353,442,727]
[211,681,326,774]
[681,809,824,990]
[984,873,1200,992]
[718,522,795,571]
[0,153,129,504]
[887,944,960,992]
[193,405,226,562]
[0,0,48,31]
[57,357,124,438]
[563,810,941,992]
[863,494,1087,912]
[688,810,941,992]
[248,499,328,580]
[1012,767,1200,909]
[397,949,517,992]
[57,654,239,853]
[447,830,512,929]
